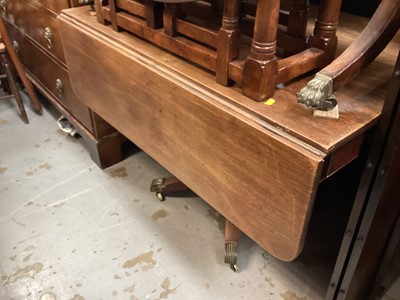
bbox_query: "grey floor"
[1,94,399,300]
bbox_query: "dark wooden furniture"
[93,0,343,102]
[58,6,399,262]
[1,0,125,168]
[326,50,400,299]
[0,16,42,123]
[298,0,400,110]
[0,41,28,123]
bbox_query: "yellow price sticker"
[264,98,276,106]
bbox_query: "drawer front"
[6,21,93,131]
[4,0,66,63]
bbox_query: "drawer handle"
[44,27,53,49]
[55,79,64,98]
[0,0,6,15]
[12,40,18,54]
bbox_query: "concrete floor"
[0,94,399,300]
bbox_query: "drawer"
[6,21,93,131]
[4,0,66,63]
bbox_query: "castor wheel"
[156,192,165,201]
[150,178,166,201]
[150,176,189,201]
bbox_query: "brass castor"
[150,178,166,201]
[224,242,238,272]
[156,191,165,201]
[224,219,241,272]
[150,176,189,201]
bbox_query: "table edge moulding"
[57,6,399,262]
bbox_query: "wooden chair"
[94,0,342,101]
[0,40,28,123]
[0,17,42,122]
[297,0,400,111]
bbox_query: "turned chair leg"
[209,0,224,14]
[163,3,176,37]
[242,0,279,101]
[146,0,163,29]
[94,0,107,25]
[0,18,42,114]
[224,219,241,272]
[287,0,309,40]
[150,176,189,201]
[0,51,28,123]
[216,0,240,86]
[308,0,343,63]
[108,0,121,31]
[284,0,309,57]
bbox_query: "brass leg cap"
[224,243,238,272]
[156,192,165,202]
[230,264,237,272]
[150,178,165,192]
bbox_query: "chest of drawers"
[1,0,124,168]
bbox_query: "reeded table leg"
[225,219,241,272]
[150,176,244,271]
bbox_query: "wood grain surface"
[5,20,93,130]
[58,6,398,260]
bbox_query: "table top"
[58,6,399,261]
[60,6,399,154]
